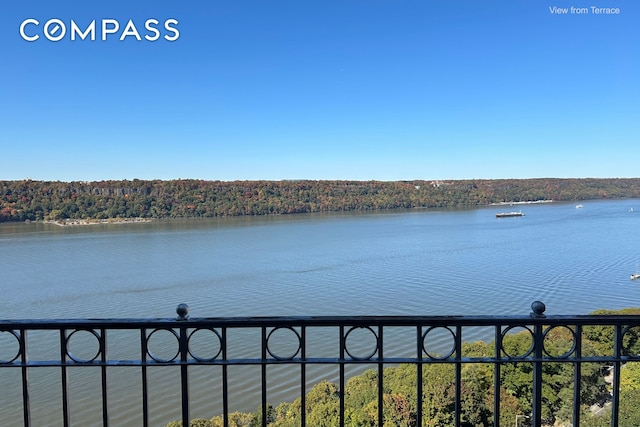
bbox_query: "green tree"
[304,380,340,427]
[363,393,414,427]
[165,418,215,427]
[212,411,256,427]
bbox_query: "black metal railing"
[1,301,639,427]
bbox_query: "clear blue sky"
[1,0,638,182]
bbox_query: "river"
[1,199,640,425]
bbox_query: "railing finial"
[176,303,190,320]
[530,301,546,318]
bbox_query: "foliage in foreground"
[165,308,640,427]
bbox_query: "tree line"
[165,308,640,427]
[2,178,640,223]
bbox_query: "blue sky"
[1,0,638,182]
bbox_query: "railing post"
[572,324,582,427]
[222,326,229,427]
[177,304,190,427]
[300,326,306,427]
[261,325,268,427]
[100,328,109,427]
[454,325,462,427]
[416,325,423,427]
[494,325,501,427]
[20,329,31,427]
[530,301,546,427]
[377,325,384,427]
[141,327,149,427]
[60,329,70,427]
[339,325,345,427]
[611,325,621,427]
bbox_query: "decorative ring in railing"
[187,328,223,362]
[421,326,456,360]
[501,325,534,358]
[344,326,379,360]
[542,325,576,359]
[266,327,302,360]
[146,328,180,363]
[0,329,21,364]
[621,324,640,358]
[65,329,102,363]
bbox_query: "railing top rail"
[2,313,640,329]
[2,300,638,329]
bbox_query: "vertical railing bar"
[416,325,423,427]
[60,329,70,427]
[531,322,543,427]
[573,324,582,427]
[179,326,189,427]
[494,325,501,427]
[100,328,109,427]
[20,328,31,427]
[339,325,345,427]
[261,326,267,427]
[454,325,462,427]
[140,328,149,427]
[377,325,384,427]
[301,326,306,427]
[222,327,229,427]
[611,324,621,427]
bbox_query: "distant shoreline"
[43,202,556,225]
[489,200,554,206]
[44,218,152,226]
[3,178,640,224]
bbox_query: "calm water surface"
[2,199,640,425]
[2,199,640,319]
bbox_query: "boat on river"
[496,211,524,218]
[631,274,640,281]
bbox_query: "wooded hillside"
[2,178,639,222]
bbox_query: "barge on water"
[496,211,525,218]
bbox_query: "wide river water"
[1,198,640,425]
